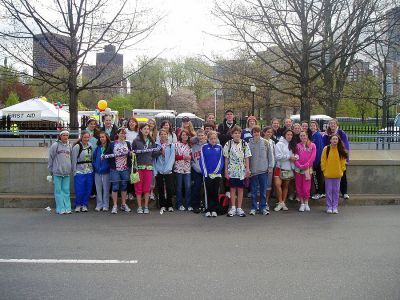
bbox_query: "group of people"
[48,110,350,217]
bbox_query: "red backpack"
[216,194,230,215]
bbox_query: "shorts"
[134,169,153,194]
[110,169,130,192]
[229,178,244,188]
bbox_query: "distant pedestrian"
[71,131,94,213]
[48,130,72,215]
[321,134,348,214]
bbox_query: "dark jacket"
[101,124,118,141]
[131,137,161,166]
[217,118,237,146]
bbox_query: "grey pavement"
[0,206,399,300]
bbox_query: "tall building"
[347,60,371,82]
[32,33,71,77]
[387,7,400,62]
[82,45,126,97]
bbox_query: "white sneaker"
[205,212,211,217]
[249,209,256,216]
[227,207,236,217]
[137,207,143,214]
[95,207,102,212]
[128,193,134,201]
[236,208,246,217]
[160,207,166,215]
[81,206,88,212]
[111,206,118,214]
[178,205,185,211]
[168,207,174,212]
[320,194,326,198]
[312,194,321,200]
[326,209,333,214]
[262,208,270,215]
[187,207,194,211]
[66,210,72,214]
[121,204,131,212]
[75,206,81,213]
[274,202,288,211]
[305,203,311,211]
[103,207,109,212]
[150,193,155,201]
[299,204,305,212]
[211,212,217,217]
[343,194,350,200]
[143,207,150,214]
[225,191,231,198]
[333,208,339,214]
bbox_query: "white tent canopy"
[0,98,70,122]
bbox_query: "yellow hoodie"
[321,145,346,179]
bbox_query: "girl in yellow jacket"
[321,134,348,214]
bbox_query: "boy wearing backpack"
[223,125,252,217]
[248,126,273,215]
[200,131,224,217]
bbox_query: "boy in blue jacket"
[200,131,224,217]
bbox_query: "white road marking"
[0,259,138,264]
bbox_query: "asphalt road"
[0,206,399,300]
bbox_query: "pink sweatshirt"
[295,142,316,170]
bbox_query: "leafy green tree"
[5,91,19,107]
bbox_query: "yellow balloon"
[97,100,107,110]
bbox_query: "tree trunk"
[264,88,272,124]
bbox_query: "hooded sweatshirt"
[153,142,175,175]
[322,128,350,162]
[92,144,110,174]
[248,137,274,176]
[311,130,323,168]
[275,136,295,170]
[48,140,72,176]
[294,142,316,172]
[321,145,346,178]
[191,139,207,173]
[131,137,161,168]
[71,142,94,175]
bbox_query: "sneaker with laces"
[187,207,194,211]
[75,206,81,213]
[121,204,131,212]
[128,193,134,201]
[143,207,150,214]
[333,208,339,214]
[227,207,236,217]
[111,206,118,214]
[236,208,246,217]
[205,212,211,217]
[320,194,326,198]
[211,212,217,217]
[249,209,256,216]
[178,205,185,211]
[343,194,350,200]
[299,204,305,212]
[103,207,109,212]
[282,203,289,211]
[262,208,270,215]
[168,207,174,212]
[305,203,311,211]
[312,194,321,200]
[95,207,102,212]
[82,206,88,212]
[137,207,143,214]
[326,208,333,214]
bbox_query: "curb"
[0,194,399,209]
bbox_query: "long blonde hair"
[182,120,196,137]
[147,118,158,138]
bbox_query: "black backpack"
[215,194,230,215]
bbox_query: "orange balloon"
[97,100,107,110]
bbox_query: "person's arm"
[224,157,229,179]
[48,144,55,175]
[321,146,327,173]
[71,145,79,175]
[341,157,347,173]
[340,130,350,162]
[275,143,289,161]
[245,157,251,178]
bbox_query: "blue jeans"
[74,173,94,207]
[250,173,268,210]
[53,175,71,213]
[191,169,203,210]
[176,173,191,208]
[110,169,130,192]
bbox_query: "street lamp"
[250,83,256,116]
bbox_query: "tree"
[214,0,389,121]
[0,0,160,128]
[5,91,19,107]
[169,88,199,114]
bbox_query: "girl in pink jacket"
[294,131,316,212]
